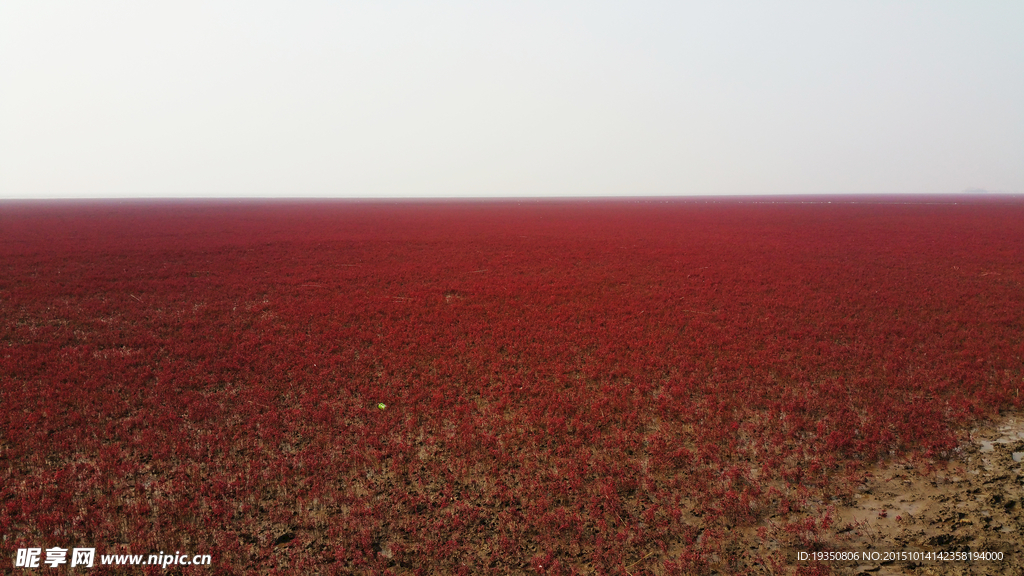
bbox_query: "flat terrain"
[795,412,1024,576]
[2,197,1022,574]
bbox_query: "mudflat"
[821,412,1024,575]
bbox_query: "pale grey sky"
[1,1,1021,199]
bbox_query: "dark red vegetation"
[1,197,1022,574]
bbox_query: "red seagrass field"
[2,197,1023,575]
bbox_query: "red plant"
[2,196,1022,573]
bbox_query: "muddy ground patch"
[813,412,1024,576]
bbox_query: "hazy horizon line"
[3,190,1022,204]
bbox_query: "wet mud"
[821,413,1024,576]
